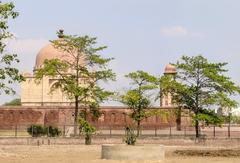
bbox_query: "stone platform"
[101,144,165,160]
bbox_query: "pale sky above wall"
[1,0,240,105]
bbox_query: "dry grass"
[174,149,240,157]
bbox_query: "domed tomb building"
[21,34,85,106]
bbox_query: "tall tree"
[35,30,115,137]
[120,70,156,136]
[152,75,182,130]
[0,1,24,94]
[166,55,240,138]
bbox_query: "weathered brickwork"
[0,106,190,129]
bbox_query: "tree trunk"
[74,96,79,136]
[84,107,87,120]
[195,119,199,138]
[176,108,181,131]
[85,134,91,145]
[137,121,141,137]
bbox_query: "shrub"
[124,126,137,145]
[27,125,61,137]
[47,126,61,137]
[27,125,46,137]
[78,118,96,145]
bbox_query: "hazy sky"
[2,0,240,105]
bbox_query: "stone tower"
[160,64,177,107]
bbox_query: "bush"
[124,126,137,145]
[27,125,61,137]
[47,126,61,137]
[27,125,46,137]
[78,118,96,145]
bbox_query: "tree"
[35,30,115,138]
[0,1,24,95]
[166,55,240,138]
[151,74,182,130]
[120,71,156,136]
[3,98,21,106]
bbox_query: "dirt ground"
[0,145,239,163]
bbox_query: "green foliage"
[35,32,116,104]
[27,125,47,137]
[125,71,157,89]
[0,2,24,95]
[124,126,137,145]
[47,126,61,137]
[163,55,240,137]
[27,125,61,137]
[89,103,101,121]
[35,31,115,136]
[150,73,175,103]
[230,115,240,124]
[78,117,96,145]
[146,109,170,121]
[120,70,156,136]
[3,98,21,106]
[192,110,224,127]
[122,90,150,122]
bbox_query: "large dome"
[34,42,85,70]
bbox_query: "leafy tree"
[166,55,240,138]
[0,1,24,95]
[193,109,224,127]
[230,115,240,124]
[120,71,156,136]
[3,98,21,106]
[152,74,176,105]
[151,75,182,130]
[35,30,115,137]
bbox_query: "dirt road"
[0,145,239,163]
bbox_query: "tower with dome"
[160,64,177,107]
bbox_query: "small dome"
[34,42,84,70]
[164,64,177,74]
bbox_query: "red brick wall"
[0,106,190,129]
